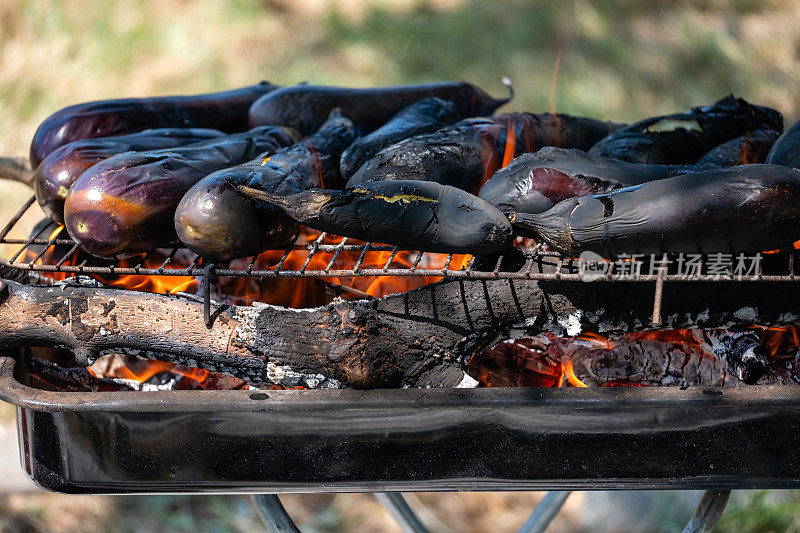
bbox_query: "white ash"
[734,306,758,322]
[266,361,340,389]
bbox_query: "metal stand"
[252,489,730,533]
[250,494,300,533]
[682,490,732,533]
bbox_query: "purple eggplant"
[512,164,800,257]
[589,95,783,164]
[766,119,800,169]
[63,126,299,257]
[339,97,460,179]
[347,113,621,194]
[30,81,278,168]
[35,128,225,225]
[248,80,512,135]
[237,179,514,255]
[175,112,357,260]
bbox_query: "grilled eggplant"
[766,119,800,169]
[30,81,278,168]
[64,125,299,257]
[175,112,356,260]
[237,180,514,255]
[339,97,460,179]
[35,128,225,225]
[695,128,779,168]
[511,164,800,257]
[589,96,783,164]
[479,147,690,216]
[248,80,512,135]
[348,113,620,194]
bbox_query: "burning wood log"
[2,274,800,388]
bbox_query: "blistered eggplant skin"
[30,81,278,168]
[238,180,514,255]
[248,81,511,135]
[478,147,689,216]
[339,97,460,179]
[766,119,800,169]
[175,114,357,260]
[64,125,299,257]
[347,113,620,194]
[589,96,783,164]
[512,164,800,257]
[695,128,779,168]
[35,128,225,225]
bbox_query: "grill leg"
[682,489,731,533]
[250,494,300,533]
[375,492,429,533]
[518,491,571,533]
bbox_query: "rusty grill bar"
[2,194,799,283]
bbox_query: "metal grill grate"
[2,194,800,284]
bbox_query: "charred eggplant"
[511,164,800,257]
[175,112,356,260]
[478,147,690,216]
[766,119,800,169]
[347,113,620,194]
[63,125,300,257]
[237,180,514,255]
[248,80,512,135]
[339,97,460,179]
[30,81,278,168]
[589,96,783,164]
[35,128,225,225]
[695,128,779,168]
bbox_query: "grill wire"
[1,194,799,284]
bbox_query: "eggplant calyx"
[511,211,576,254]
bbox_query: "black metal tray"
[1,357,799,494]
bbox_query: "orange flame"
[562,359,588,387]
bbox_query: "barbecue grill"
[2,192,800,531]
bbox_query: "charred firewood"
[512,164,800,257]
[347,113,621,194]
[237,179,514,255]
[589,96,782,164]
[766,118,800,169]
[248,80,512,136]
[340,97,461,179]
[175,111,357,260]
[478,147,689,216]
[35,128,225,225]
[710,331,770,384]
[63,125,300,257]
[25,357,134,392]
[469,335,732,387]
[2,275,800,388]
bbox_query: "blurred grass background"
[2,0,800,531]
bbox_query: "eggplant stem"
[237,184,291,210]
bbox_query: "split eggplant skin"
[238,179,514,255]
[174,114,357,261]
[511,164,800,257]
[30,81,278,168]
[589,95,783,164]
[63,125,300,258]
[766,119,800,169]
[347,113,620,194]
[478,147,690,216]
[34,128,225,225]
[248,81,511,136]
[339,97,461,179]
